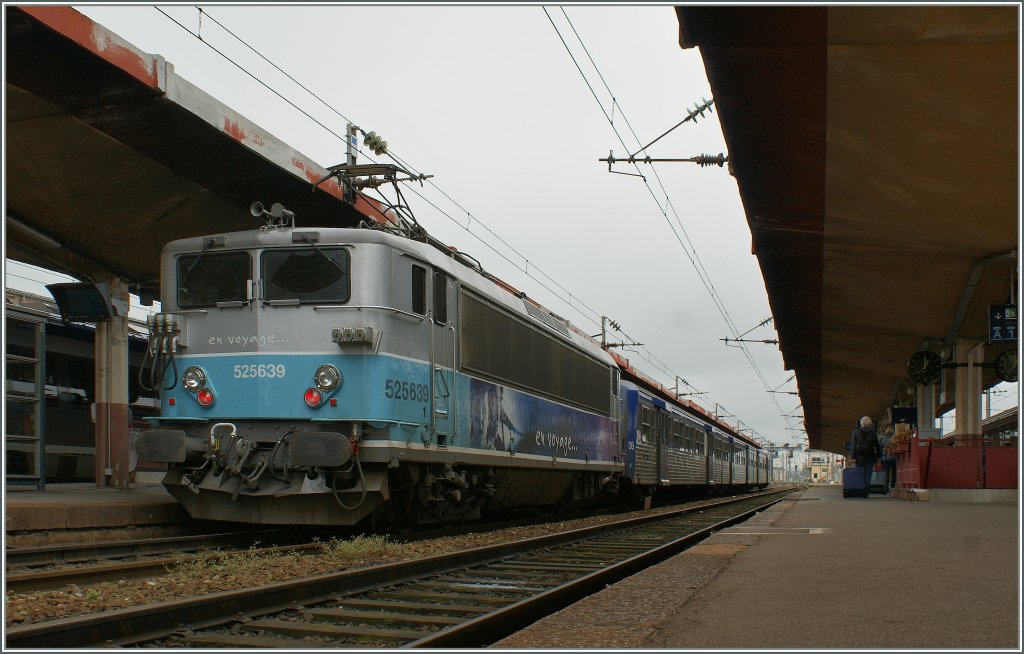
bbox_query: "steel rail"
[4,529,290,568]
[4,506,637,593]
[407,497,775,647]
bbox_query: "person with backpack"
[851,416,883,494]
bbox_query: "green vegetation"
[314,534,402,560]
[163,535,403,579]
[166,542,283,578]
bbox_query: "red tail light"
[196,388,215,407]
[304,387,322,408]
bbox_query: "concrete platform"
[5,483,188,546]
[495,485,1020,649]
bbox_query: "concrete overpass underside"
[676,6,1018,453]
[4,6,383,488]
[5,6,370,298]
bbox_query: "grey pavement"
[497,486,1019,649]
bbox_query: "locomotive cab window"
[177,251,251,308]
[433,271,448,324]
[412,265,426,315]
[262,247,349,303]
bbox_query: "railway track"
[4,529,318,593]
[4,505,624,593]
[6,487,796,648]
[5,494,727,594]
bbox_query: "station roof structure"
[676,6,1018,453]
[6,6,1017,456]
[5,6,378,298]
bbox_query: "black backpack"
[853,428,875,456]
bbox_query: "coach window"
[433,271,448,324]
[640,405,652,444]
[412,265,426,315]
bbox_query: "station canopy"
[5,6,370,299]
[4,6,1017,455]
[676,6,1018,452]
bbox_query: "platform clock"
[994,349,1018,383]
[907,350,942,385]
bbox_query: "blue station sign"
[989,304,1017,344]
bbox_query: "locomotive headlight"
[314,364,341,392]
[182,366,207,392]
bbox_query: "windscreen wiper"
[178,237,220,294]
[299,234,346,276]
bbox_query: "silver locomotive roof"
[163,225,615,367]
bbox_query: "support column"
[916,383,940,440]
[953,338,984,444]
[94,276,131,489]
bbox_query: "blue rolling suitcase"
[842,467,869,498]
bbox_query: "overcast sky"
[15,3,1008,450]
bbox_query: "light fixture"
[314,364,341,392]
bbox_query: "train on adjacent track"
[135,199,770,527]
[6,300,158,483]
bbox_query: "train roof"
[6,289,151,343]
[163,223,761,445]
[619,376,760,450]
[163,225,617,368]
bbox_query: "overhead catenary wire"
[155,6,692,395]
[154,6,781,440]
[192,3,591,314]
[546,7,797,439]
[155,7,605,325]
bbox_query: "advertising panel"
[462,377,616,462]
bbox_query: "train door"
[429,269,455,447]
[657,409,670,484]
[728,438,736,486]
[704,425,713,485]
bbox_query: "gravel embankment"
[5,501,719,628]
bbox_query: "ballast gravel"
[5,498,739,628]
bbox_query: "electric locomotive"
[135,204,624,526]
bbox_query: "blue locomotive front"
[136,218,624,526]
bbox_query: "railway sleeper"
[366,589,517,605]
[246,617,431,641]
[443,572,568,587]
[489,561,604,572]
[331,598,485,615]
[183,632,331,648]
[306,607,463,626]
[412,580,543,594]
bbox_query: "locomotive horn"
[269,203,294,220]
[250,202,268,218]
